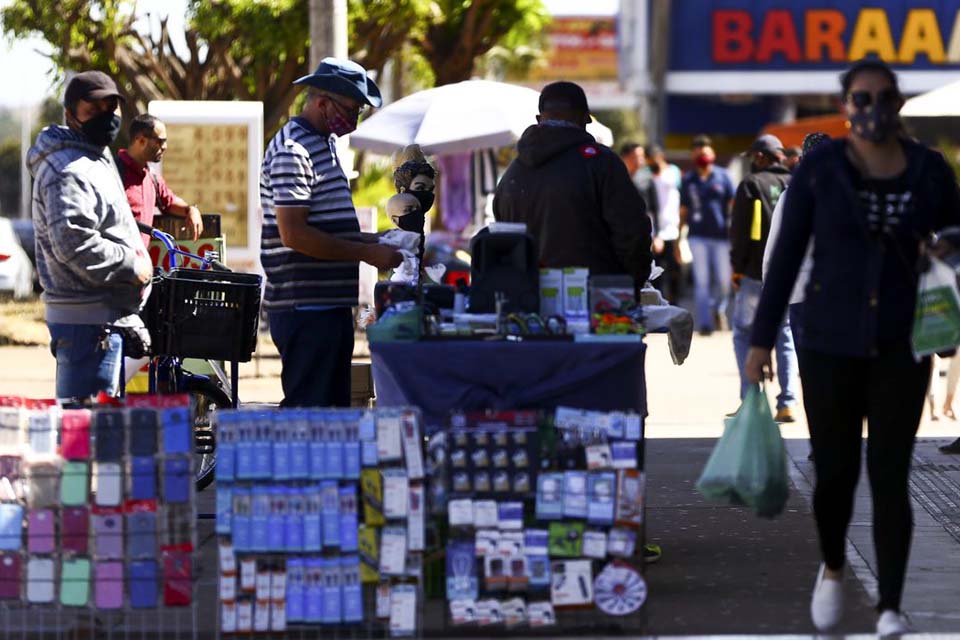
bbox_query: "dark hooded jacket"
[493,124,652,284]
[729,163,792,281]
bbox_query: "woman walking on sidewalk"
[745,60,960,635]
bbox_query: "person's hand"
[186,206,204,241]
[134,256,153,285]
[732,272,743,291]
[745,346,773,384]
[364,244,404,270]
[652,237,665,255]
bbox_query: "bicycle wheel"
[182,376,231,491]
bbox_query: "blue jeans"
[688,236,731,331]
[732,277,798,409]
[269,307,354,408]
[48,323,123,399]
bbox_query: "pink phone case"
[27,509,55,554]
[94,561,123,609]
[60,409,91,460]
[61,507,89,555]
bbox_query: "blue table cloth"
[371,340,646,427]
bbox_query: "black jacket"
[752,138,960,357]
[493,124,652,284]
[729,164,791,281]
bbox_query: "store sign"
[666,2,960,93]
[147,101,264,272]
[528,16,619,81]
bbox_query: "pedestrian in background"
[27,71,152,399]
[745,59,960,636]
[619,142,658,218]
[645,143,683,303]
[680,135,735,335]
[729,134,796,421]
[784,146,802,171]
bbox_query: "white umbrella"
[901,79,960,117]
[351,79,615,155]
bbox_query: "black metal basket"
[144,268,263,362]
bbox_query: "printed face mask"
[325,100,359,136]
[849,105,899,144]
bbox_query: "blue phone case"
[126,512,157,559]
[128,560,158,609]
[0,504,23,551]
[94,410,124,462]
[129,409,158,456]
[161,408,191,455]
[130,456,157,500]
[163,457,190,503]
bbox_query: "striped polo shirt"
[259,117,361,310]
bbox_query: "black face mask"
[80,111,122,147]
[397,210,425,234]
[409,190,435,214]
[849,105,899,144]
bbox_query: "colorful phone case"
[163,457,190,503]
[60,409,91,460]
[26,557,54,603]
[61,507,89,554]
[128,560,158,609]
[0,503,23,551]
[93,513,123,560]
[126,512,157,560]
[94,410,125,462]
[130,456,157,500]
[94,462,123,507]
[162,550,192,606]
[60,461,89,506]
[94,561,123,609]
[27,509,55,554]
[60,558,91,607]
[0,553,21,599]
[129,409,159,456]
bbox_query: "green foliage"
[0,140,22,216]
[595,109,645,150]
[352,160,399,231]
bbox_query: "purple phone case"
[0,554,20,599]
[61,507,89,554]
[94,561,123,609]
[27,509,55,554]
[93,513,123,560]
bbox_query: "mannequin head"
[387,192,425,233]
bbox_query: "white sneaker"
[810,563,844,631]
[877,610,910,636]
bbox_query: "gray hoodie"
[28,125,146,325]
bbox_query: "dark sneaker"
[697,328,714,337]
[775,407,796,423]
[643,543,662,564]
[940,437,960,454]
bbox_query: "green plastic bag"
[696,385,789,518]
[912,256,960,358]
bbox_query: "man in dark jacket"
[493,81,652,286]
[729,134,797,420]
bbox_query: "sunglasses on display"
[847,88,899,109]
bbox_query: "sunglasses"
[847,88,900,109]
[322,94,367,116]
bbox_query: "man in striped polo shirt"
[261,58,402,407]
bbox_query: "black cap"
[743,134,784,157]
[64,71,125,110]
[539,81,590,114]
[691,134,713,149]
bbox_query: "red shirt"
[117,149,179,246]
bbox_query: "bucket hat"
[293,57,382,108]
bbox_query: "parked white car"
[0,216,34,300]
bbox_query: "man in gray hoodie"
[27,71,152,399]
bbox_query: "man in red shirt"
[117,113,204,244]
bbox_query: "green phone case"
[60,558,91,606]
[60,462,89,506]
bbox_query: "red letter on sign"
[806,9,847,61]
[756,10,802,62]
[714,10,754,62]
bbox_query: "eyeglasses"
[847,88,900,110]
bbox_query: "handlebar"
[137,221,229,272]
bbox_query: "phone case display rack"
[0,395,200,639]
[213,405,647,637]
